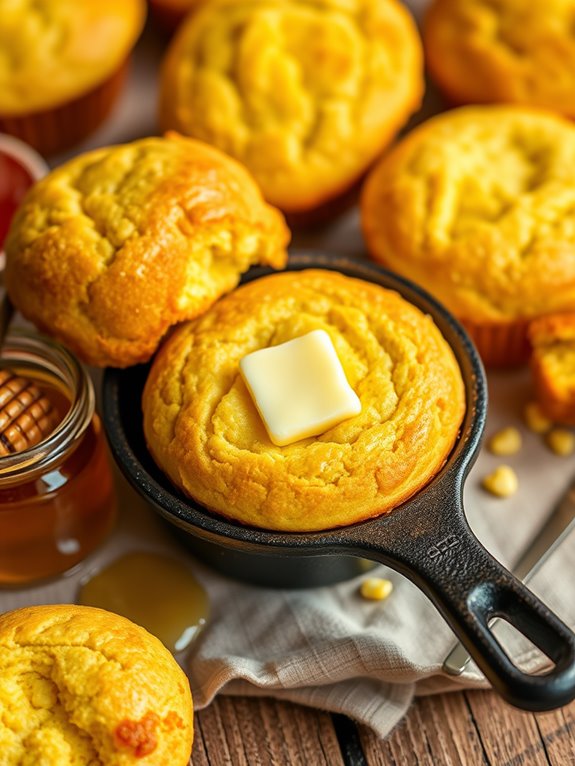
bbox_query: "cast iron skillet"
[103,252,575,712]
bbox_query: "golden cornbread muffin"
[0,604,193,766]
[529,314,575,426]
[143,269,465,532]
[424,0,575,119]
[361,106,575,367]
[5,133,289,368]
[159,0,423,215]
[0,0,146,156]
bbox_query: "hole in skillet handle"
[102,252,575,713]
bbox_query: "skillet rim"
[102,251,487,550]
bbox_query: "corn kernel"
[546,428,575,456]
[524,402,552,434]
[360,577,393,601]
[482,465,518,498]
[488,427,522,456]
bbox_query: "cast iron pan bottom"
[169,523,376,588]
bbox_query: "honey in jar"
[0,331,117,585]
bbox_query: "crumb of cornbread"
[159,0,423,212]
[482,465,518,498]
[4,133,289,368]
[488,427,522,456]
[142,269,465,532]
[0,604,193,766]
[362,106,575,326]
[546,428,575,456]
[0,0,145,116]
[424,0,575,119]
[523,401,553,434]
[360,577,394,601]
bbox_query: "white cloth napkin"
[2,365,575,739]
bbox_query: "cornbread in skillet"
[0,604,193,766]
[0,0,146,155]
[143,270,465,532]
[4,133,289,368]
[424,0,575,118]
[529,314,575,426]
[159,0,423,213]
[361,106,575,367]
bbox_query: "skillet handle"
[348,492,575,712]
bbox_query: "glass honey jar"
[0,330,116,585]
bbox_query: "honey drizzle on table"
[79,552,209,653]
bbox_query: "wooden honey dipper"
[0,297,59,456]
[0,369,59,455]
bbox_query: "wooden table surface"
[191,690,575,765]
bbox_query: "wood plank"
[193,699,245,766]
[192,691,575,765]
[464,690,549,766]
[533,702,575,766]
[359,692,487,766]
[193,696,345,766]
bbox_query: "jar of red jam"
[0,133,47,261]
[0,331,117,585]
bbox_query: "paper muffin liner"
[460,317,532,368]
[0,60,129,157]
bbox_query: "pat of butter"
[239,329,361,446]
